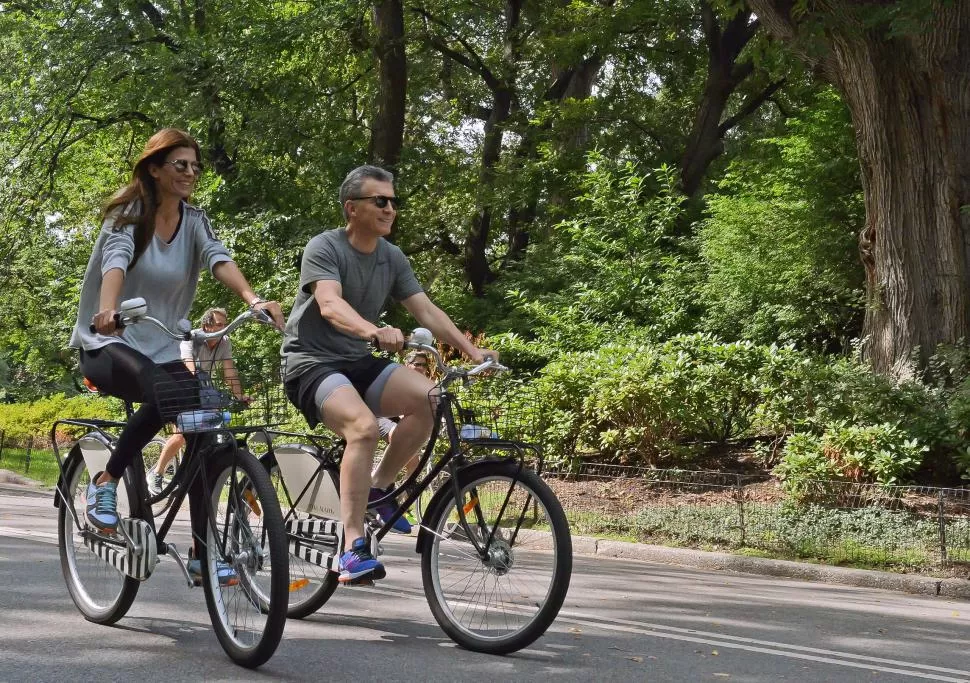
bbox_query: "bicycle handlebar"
[89,297,275,341]
[400,337,508,381]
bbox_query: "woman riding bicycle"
[68,127,284,535]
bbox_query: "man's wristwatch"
[248,295,268,309]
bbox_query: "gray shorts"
[314,361,399,417]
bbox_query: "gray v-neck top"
[69,201,233,364]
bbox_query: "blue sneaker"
[187,558,238,587]
[338,537,386,584]
[369,486,412,534]
[85,476,118,533]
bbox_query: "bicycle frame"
[53,416,272,580]
[268,372,542,565]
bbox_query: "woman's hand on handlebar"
[91,309,122,336]
[252,300,285,330]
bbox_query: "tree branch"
[719,78,787,135]
[411,6,502,91]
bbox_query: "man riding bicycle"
[282,165,495,585]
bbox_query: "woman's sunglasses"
[165,159,205,175]
[351,195,402,209]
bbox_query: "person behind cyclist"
[282,165,496,585]
[69,128,284,583]
[146,306,251,496]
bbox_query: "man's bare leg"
[371,367,436,490]
[320,386,380,551]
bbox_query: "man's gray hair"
[200,307,228,326]
[339,165,395,219]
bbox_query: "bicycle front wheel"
[421,460,572,654]
[57,446,140,624]
[199,448,288,668]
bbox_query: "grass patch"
[0,447,60,487]
[555,500,953,573]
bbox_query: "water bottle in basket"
[177,409,230,433]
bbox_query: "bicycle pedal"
[343,576,374,587]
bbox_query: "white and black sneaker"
[146,470,164,497]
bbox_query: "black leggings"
[79,344,196,479]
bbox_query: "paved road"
[1,487,969,682]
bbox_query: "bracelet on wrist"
[248,296,268,308]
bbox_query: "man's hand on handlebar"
[372,326,405,352]
[469,348,500,365]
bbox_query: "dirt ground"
[544,476,784,516]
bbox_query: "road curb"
[580,535,970,600]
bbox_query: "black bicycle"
[52,298,289,669]
[260,334,573,655]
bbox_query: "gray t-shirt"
[282,228,423,379]
[69,201,233,364]
[180,333,232,376]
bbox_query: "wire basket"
[154,357,289,432]
[442,375,542,446]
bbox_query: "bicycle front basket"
[449,375,541,446]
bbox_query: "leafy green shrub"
[536,333,776,466]
[0,393,120,446]
[774,422,926,499]
[755,350,949,452]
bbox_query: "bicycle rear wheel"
[199,448,288,668]
[267,464,339,619]
[421,459,572,654]
[57,446,140,624]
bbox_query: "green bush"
[0,393,120,446]
[774,422,926,499]
[535,335,953,483]
[536,333,777,466]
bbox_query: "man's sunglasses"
[351,194,402,209]
[164,159,204,175]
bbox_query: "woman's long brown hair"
[102,128,201,270]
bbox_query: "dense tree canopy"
[1,0,818,400]
[7,0,970,485]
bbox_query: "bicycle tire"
[421,459,572,654]
[199,448,288,668]
[267,463,340,619]
[57,445,140,625]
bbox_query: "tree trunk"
[680,2,762,199]
[466,87,512,295]
[834,24,970,375]
[746,0,970,376]
[369,0,406,173]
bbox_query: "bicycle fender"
[414,458,520,556]
[53,442,84,509]
[54,431,113,508]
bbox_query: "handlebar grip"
[89,313,123,334]
[252,308,273,324]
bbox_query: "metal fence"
[0,429,35,475]
[543,462,970,571]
